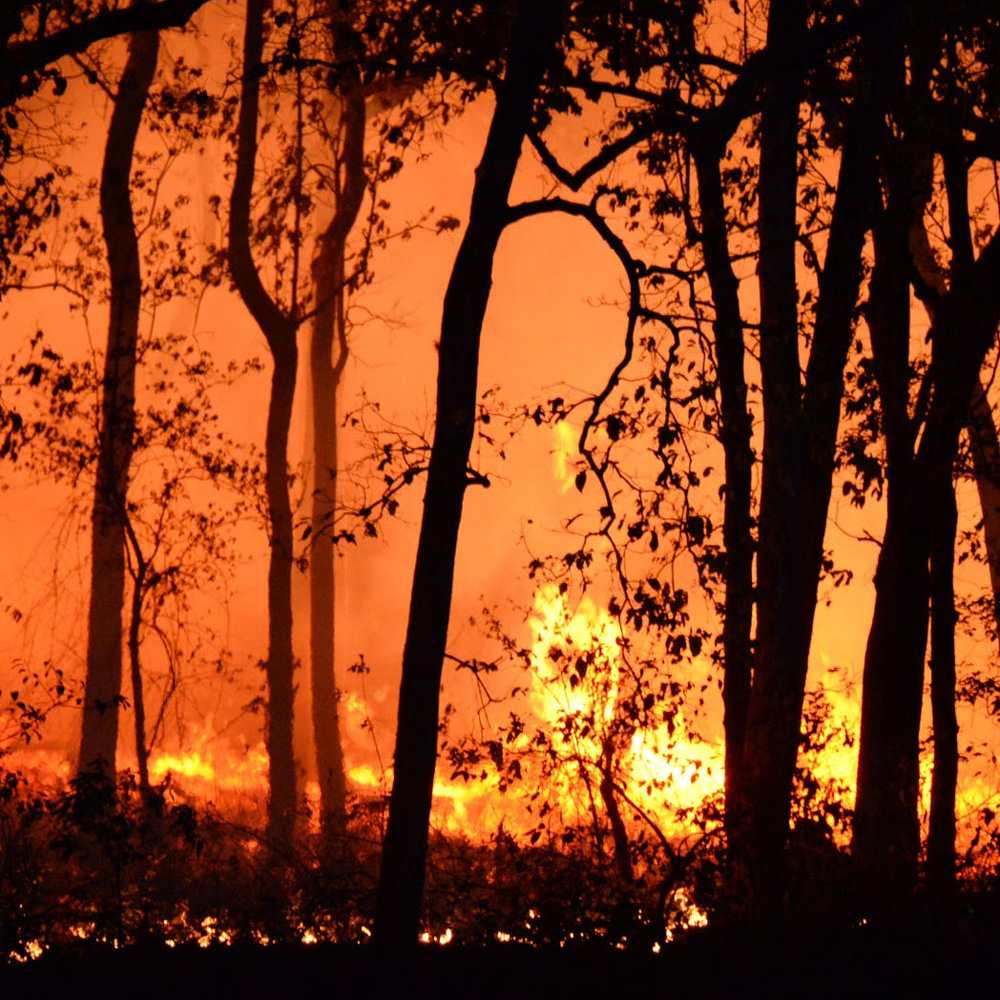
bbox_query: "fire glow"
[136,584,850,848]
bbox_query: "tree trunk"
[852,483,930,902]
[78,20,159,781]
[228,0,299,845]
[126,536,151,797]
[907,140,982,895]
[853,231,1000,906]
[968,383,1000,636]
[740,0,808,920]
[731,0,886,921]
[262,348,298,842]
[691,143,753,845]
[850,168,926,905]
[598,735,633,884]
[373,0,566,948]
[307,1,367,835]
[308,64,367,838]
[927,465,958,899]
[908,145,1000,640]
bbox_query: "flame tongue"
[525,584,724,835]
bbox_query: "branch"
[4,0,210,105]
[228,0,295,355]
[527,124,651,192]
[505,195,653,591]
[697,4,876,147]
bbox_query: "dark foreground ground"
[5,924,1000,1000]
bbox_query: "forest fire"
[149,731,269,791]
[8,0,1000,986]
[127,584,729,845]
[525,583,725,837]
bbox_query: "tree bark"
[730,0,886,921]
[78,19,159,781]
[853,229,1000,905]
[850,152,926,903]
[373,0,566,947]
[968,383,1000,638]
[851,490,929,904]
[263,351,298,843]
[125,524,151,797]
[739,0,808,921]
[599,737,634,884]
[691,142,753,845]
[898,143,970,902]
[228,0,299,845]
[308,46,367,837]
[905,136,986,896]
[927,464,958,898]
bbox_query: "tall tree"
[307,2,367,837]
[228,0,302,845]
[77,17,160,780]
[690,120,754,854]
[853,222,1000,908]
[852,6,1000,905]
[720,0,888,920]
[374,0,568,947]
[904,133,963,900]
[521,0,885,918]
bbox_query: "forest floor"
[5,921,1000,999]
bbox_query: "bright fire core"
[135,585,854,845]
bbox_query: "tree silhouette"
[304,0,367,839]
[0,1,209,110]
[78,20,160,782]
[227,0,303,846]
[852,3,1000,909]
[374,0,569,947]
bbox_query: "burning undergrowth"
[0,759,721,963]
[3,588,1000,963]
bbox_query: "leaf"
[574,470,587,492]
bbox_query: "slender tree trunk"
[691,143,753,846]
[909,149,1000,639]
[308,253,348,839]
[126,543,151,797]
[263,349,298,841]
[598,745,634,885]
[907,139,979,892]
[852,486,930,902]
[740,0,808,921]
[927,466,958,898]
[308,71,366,837]
[853,231,1000,905]
[78,20,159,781]
[373,0,566,947]
[852,135,1000,905]
[228,0,299,845]
[731,0,886,921]
[968,383,1000,637]
[851,174,925,904]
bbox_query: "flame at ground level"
[5,588,1000,864]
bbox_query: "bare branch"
[4,0,211,106]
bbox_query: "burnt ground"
[4,924,1000,1000]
